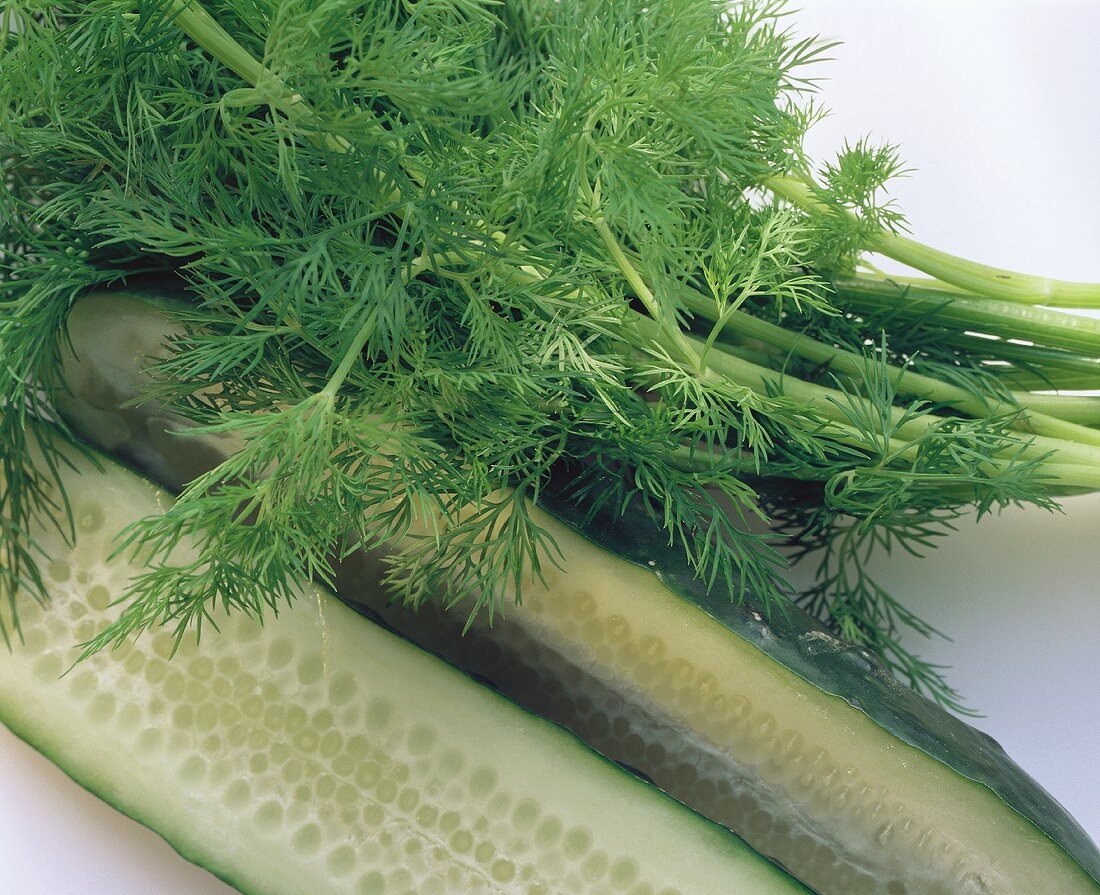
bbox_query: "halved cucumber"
[0,440,808,895]
[58,291,1100,895]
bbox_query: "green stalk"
[988,369,1100,393]
[165,2,394,179]
[628,318,920,459]
[672,327,1100,471]
[166,2,267,87]
[676,287,1100,443]
[578,221,1100,473]
[766,176,1100,307]
[504,254,938,464]
[935,337,1100,387]
[166,1,688,402]
[594,217,703,370]
[833,275,1100,356]
[167,3,341,149]
[1017,393,1100,426]
[1026,463,1100,492]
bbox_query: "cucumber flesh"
[0,443,808,895]
[58,291,1100,895]
[339,511,1099,895]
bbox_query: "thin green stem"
[1015,393,1100,426]
[322,255,432,397]
[151,6,1100,493]
[671,327,1100,469]
[480,214,1100,466]
[166,0,720,396]
[934,336,1100,386]
[986,366,1100,393]
[165,1,395,178]
[626,318,914,458]
[1030,464,1100,491]
[834,275,1100,356]
[166,2,267,88]
[676,284,1100,446]
[593,217,702,371]
[322,323,372,398]
[766,175,1100,307]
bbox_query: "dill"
[4,0,1100,709]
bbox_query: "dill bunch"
[4,0,1100,710]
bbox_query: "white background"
[2,2,1098,891]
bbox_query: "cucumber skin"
[541,475,1100,888]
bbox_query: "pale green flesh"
[0,449,806,895]
[338,523,1095,895]
[58,292,1100,895]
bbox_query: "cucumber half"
[0,440,808,895]
[57,291,1100,895]
[343,496,1100,895]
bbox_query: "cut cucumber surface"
[0,445,809,895]
[340,502,1100,895]
[58,291,1100,895]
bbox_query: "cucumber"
[58,291,1100,895]
[349,504,1100,895]
[0,439,808,895]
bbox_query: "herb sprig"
[4,0,1100,710]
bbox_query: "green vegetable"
[57,290,1100,895]
[8,0,1100,704]
[0,437,810,895]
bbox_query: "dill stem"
[164,0,740,405]
[322,332,368,399]
[676,288,1100,445]
[490,218,1100,465]
[166,2,267,89]
[165,1,395,184]
[150,6,1100,495]
[1033,463,1100,491]
[1007,393,1100,426]
[671,327,1100,470]
[765,175,1100,307]
[593,217,702,371]
[322,256,432,397]
[979,357,1100,392]
[833,275,1100,357]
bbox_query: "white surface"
[2,4,1098,892]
